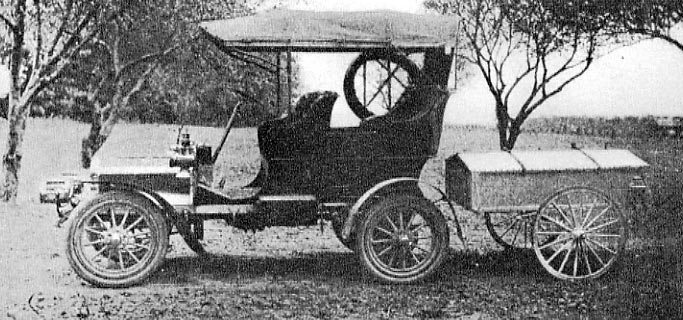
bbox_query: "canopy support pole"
[276,53,281,113]
[287,49,293,108]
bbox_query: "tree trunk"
[81,118,103,169]
[1,101,28,202]
[495,102,511,151]
[81,107,118,169]
[505,121,522,151]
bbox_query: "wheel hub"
[393,231,415,246]
[571,228,585,239]
[105,228,131,248]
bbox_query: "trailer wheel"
[66,192,169,288]
[533,187,626,280]
[357,195,449,284]
[485,211,535,250]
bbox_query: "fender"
[341,177,466,248]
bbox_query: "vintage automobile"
[61,9,646,288]
[62,10,463,287]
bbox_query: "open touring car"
[60,9,647,287]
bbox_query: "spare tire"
[343,51,423,120]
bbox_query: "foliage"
[425,0,608,150]
[0,0,116,201]
[598,0,683,51]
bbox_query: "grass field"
[0,118,681,319]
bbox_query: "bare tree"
[79,14,177,169]
[0,0,107,201]
[426,0,606,150]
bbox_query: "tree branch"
[0,13,15,31]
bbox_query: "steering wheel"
[343,51,423,120]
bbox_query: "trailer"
[446,148,649,279]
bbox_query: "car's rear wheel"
[66,192,168,288]
[357,195,449,284]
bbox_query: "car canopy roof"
[199,9,461,52]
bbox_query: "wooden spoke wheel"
[533,187,627,280]
[357,195,449,284]
[485,211,536,250]
[67,192,169,288]
[343,50,422,119]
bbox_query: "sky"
[273,0,683,125]
[2,0,681,126]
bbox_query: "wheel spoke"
[581,198,598,227]
[375,226,393,237]
[558,242,574,273]
[401,247,408,270]
[93,213,108,228]
[109,208,117,228]
[130,242,151,251]
[585,240,606,267]
[498,218,519,238]
[572,243,580,277]
[565,195,577,226]
[582,242,594,275]
[85,227,105,235]
[90,245,109,261]
[371,238,393,244]
[536,231,568,235]
[410,222,426,234]
[585,219,620,234]
[376,244,395,258]
[117,250,125,270]
[546,241,570,263]
[414,245,430,255]
[384,213,399,232]
[83,239,106,247]
[585,236,617,255]
[387,246,397,267]
[540,214,573,232]
[584,205,612,230]
[510,220,522,245]
[588,233,622,238]
[377,60,409,88]
[539,235,572,250]
[119,208,130,228]
[125,216,145,232]
[366,67,400,108]
[399,210,405,231]
[410,250,421,264]
[124,248,141,264]
[550,202,574,228]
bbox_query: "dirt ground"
[2,202,681,319]
[1,121,682,319]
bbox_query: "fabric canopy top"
[199,9,461,52]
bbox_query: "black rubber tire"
[66,191,169,288]
[356,195,449,284]
[343,50,422,119]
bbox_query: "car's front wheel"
[66,191,169,288]
[357,195,449,284]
